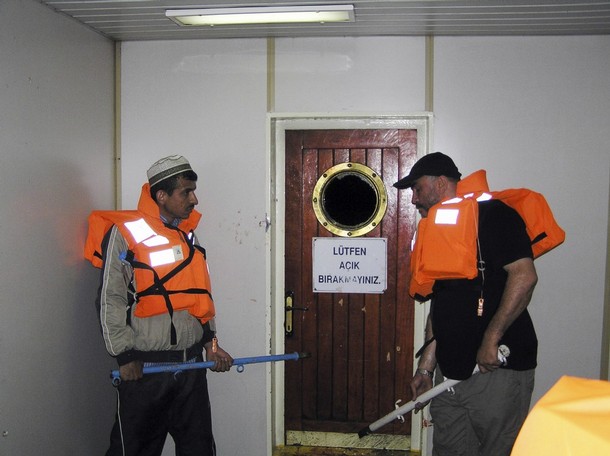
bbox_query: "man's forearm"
[418,313,437,371]
[482,257,537,346]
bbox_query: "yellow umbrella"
[511,375,610,455]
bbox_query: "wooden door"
[284,129,419,447]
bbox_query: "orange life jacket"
[409,170,565,301]
[409,196,479,300]
[84,184,215,327]
[457,170,566,259]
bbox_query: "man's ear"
[440,175,458,196]
[156,189,165,202]
[437,175,455,197]
[436,175,448,191]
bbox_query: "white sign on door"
[312,237,387,294]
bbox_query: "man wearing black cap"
[394,152,538,456]
[87,155,233,455]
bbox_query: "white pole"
[358,345,510,438]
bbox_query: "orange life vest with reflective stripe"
[409,170,565,301]
[84,185,215,326]
[409,196,480,301]
[457,170,566,259]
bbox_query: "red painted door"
[284,129,419,445]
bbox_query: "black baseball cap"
[393,152,461,189]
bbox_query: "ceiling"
[39,0,610,41]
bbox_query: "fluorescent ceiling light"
[166,5,355,26]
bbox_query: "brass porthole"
[312,162,388,237]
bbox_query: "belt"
[136,340,204,363]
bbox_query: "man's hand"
[409,371,434,413]
[204,344,234,372]
[119,360,143,381]
[476,341,502,373]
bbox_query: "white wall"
[0,1,115,454]
[433,35,610,399]
[120,39,271,456]
[121,34,610,456]
[275,37,426,112]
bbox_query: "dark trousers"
[106,366,215,456]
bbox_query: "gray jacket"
[97,225,215,366]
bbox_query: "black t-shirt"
[431,200,538,380]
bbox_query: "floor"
[273,447,418,456]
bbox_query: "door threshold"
[273,446,418,456]
[287,431,410,451]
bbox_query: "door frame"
[266,113,433,454]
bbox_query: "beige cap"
[147,155,193,187]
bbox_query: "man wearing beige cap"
[86,155,232,455]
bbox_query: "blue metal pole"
[110,352,308,386]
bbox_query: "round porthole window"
[312,162,388,237]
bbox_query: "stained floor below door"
[273,447,418,456]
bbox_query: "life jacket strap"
[122,228,207,346]
[415,337,436,358]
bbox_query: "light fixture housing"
[166,5,355,26]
